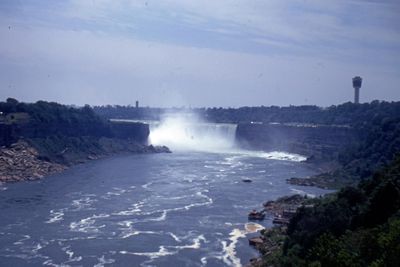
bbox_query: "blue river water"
[0,150,331,267]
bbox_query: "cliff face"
[236,123,359,160]
[0,122,170,183]
[22,121,152,165]
[0,121,150,147]
[0,100,171,183]
[110,121,149,144]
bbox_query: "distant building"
[352,76,362,104]
[135,100,139,108]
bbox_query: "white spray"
[148,113,307,161]
[149,113,237,152]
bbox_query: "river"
[0,149,330,267]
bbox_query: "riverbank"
[287,165,355,190]
[246,195,317,267]
[0,139,170,183]
[0,141,66,182]
[286,155,350,190]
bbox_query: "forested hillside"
[279,155,400,266]
[0,98,112,140]
[0,98,155,167]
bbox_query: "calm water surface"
[0,150,330,266]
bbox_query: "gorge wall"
[236,123,359,160]
[0,121,150,147]
[0,121,166,182]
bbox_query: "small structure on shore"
[248,209,265,220]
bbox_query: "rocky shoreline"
[286,171,350,189]
[246,195,314,267]
[0,139,170,183]
[0,141,66,182]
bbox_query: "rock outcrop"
[0,139,171,183]
[0,141,66,182]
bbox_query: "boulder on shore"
[0,141,66,183]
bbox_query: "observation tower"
[352,76,362,104]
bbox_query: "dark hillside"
[278,156,400,266]
[0,98,167,182]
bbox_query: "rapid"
[0,115,330,266]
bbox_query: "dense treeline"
[205,101,400,126]
[276,155,400,266]
[93,105,167,121]
[337,116,400,181]
[0,98,112,139]
[94,100,400,126]
[0,98,150,164]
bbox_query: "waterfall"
[148,115,237,152]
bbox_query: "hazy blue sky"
[0,0,399,107]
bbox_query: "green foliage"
[0,99,113,146]
[338,116,400,180]
[94,101,400,126]
[280,157,400,266]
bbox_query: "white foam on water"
[224,150,307,162]
[45,209,65,224]
[61,245,82,264]
[173,234,206,250]
[167,232,182,242]
[31,243,44,254]
[183,178,193,183]
[257,151,307,162]
[167,195,190,200]
[69,214,109,233]
[220,223,264,267]
[8,239,50,262]
[106,187,127,196]
[0,182,7,191]
[167,191,213,212]
[94,255,115,267]
[146,210,167,222]
[141,182,154,189]
[42,259,65,267]
[113,201,144,216]
[119,234,205,261]
[221,228,245,267]
[13,234,31,245]
[117,220,159,239]
[135,190,213,224]
[120,246,176,259]
[71,196,97,211]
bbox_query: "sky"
[0,0,399,107]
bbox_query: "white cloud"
[0,23,399,107]
[0,0,399,106]
[57,1,400,62]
